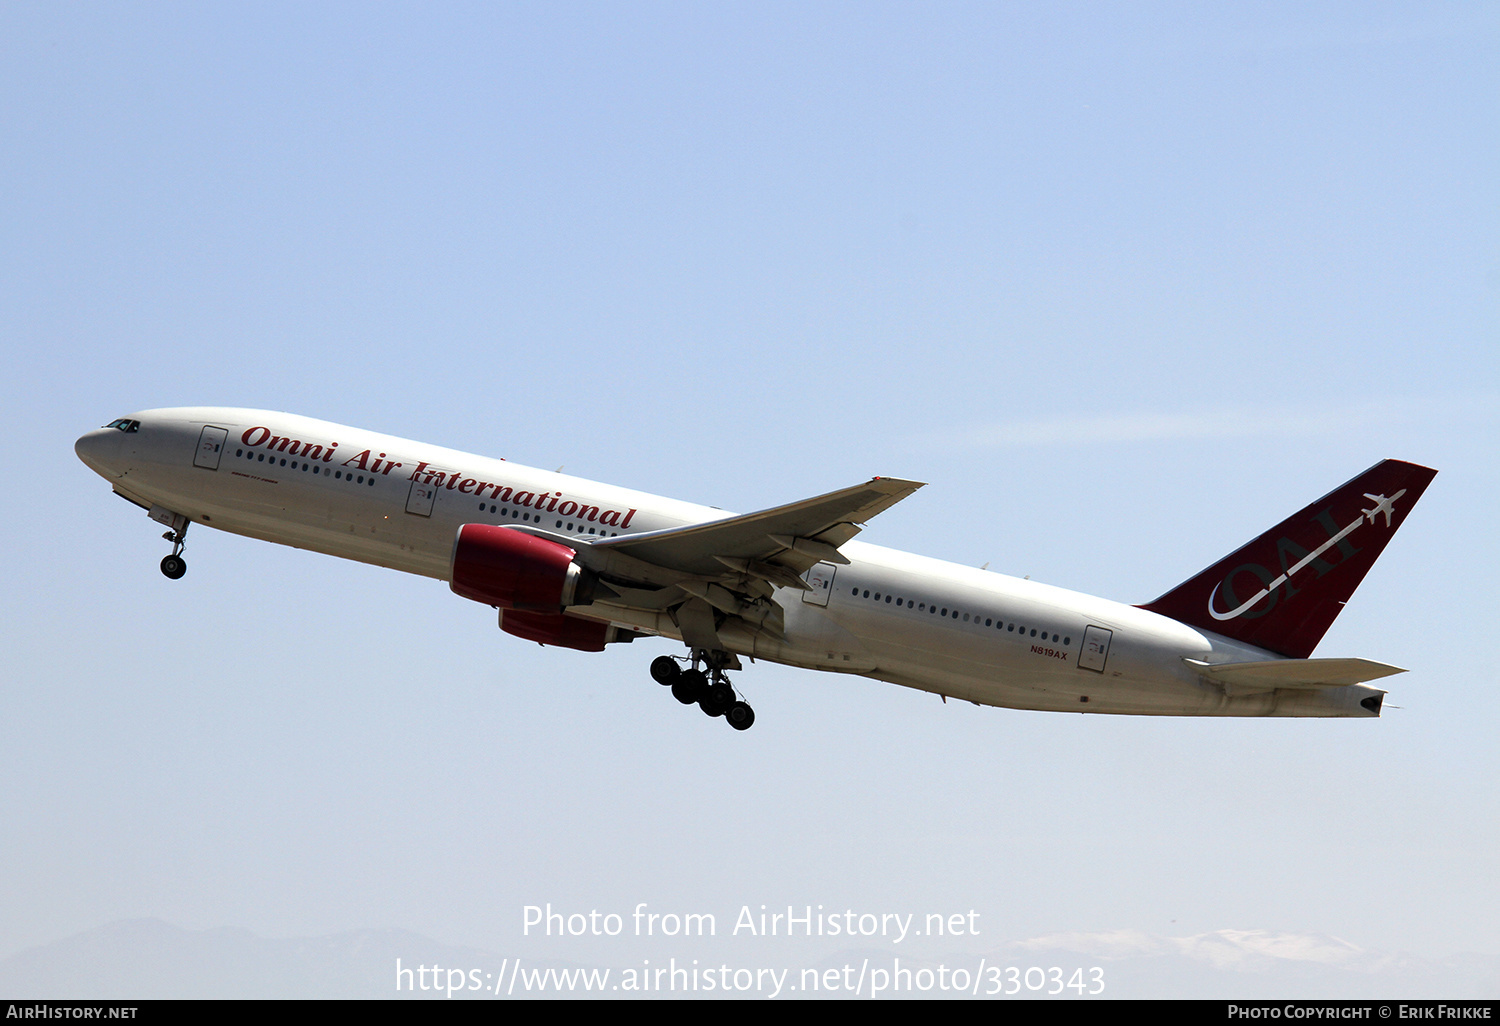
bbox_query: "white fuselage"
[75,408,1382,717]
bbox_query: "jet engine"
[497,609,638,651]
[449,524,603,610]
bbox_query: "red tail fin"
[1139,460,1437,658]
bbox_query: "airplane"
[75,408,1437,730]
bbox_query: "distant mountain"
[0,919,502,999]
[2,920,1495,998]
[992,929,1500,999]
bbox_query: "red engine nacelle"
[498,609,612,652]
[449,523,590,610]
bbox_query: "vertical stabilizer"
[1140,460,1436,658]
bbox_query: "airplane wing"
[591,476,923,580]
[567,477,923,655]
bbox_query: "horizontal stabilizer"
[1185,657,1405,693]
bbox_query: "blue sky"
[3,2,1496,996]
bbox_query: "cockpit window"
[104,419,140,433]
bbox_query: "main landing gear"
[650,655,755,731]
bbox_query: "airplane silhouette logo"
[1207,490,1407,622]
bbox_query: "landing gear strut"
[649,654,755,730]
[150,507,190,580]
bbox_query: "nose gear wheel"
[156,514,190,580]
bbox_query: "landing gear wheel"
[157,516,189,579]
[672,669,706,705]
[650,656,681,686]
[699,681,733,717]
[725,701,755,731]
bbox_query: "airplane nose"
[75,428,124,478]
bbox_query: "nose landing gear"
[650,654,755,730]
[149,506,190,580]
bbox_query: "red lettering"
[242,426,270,447]
[409,462,446,485]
